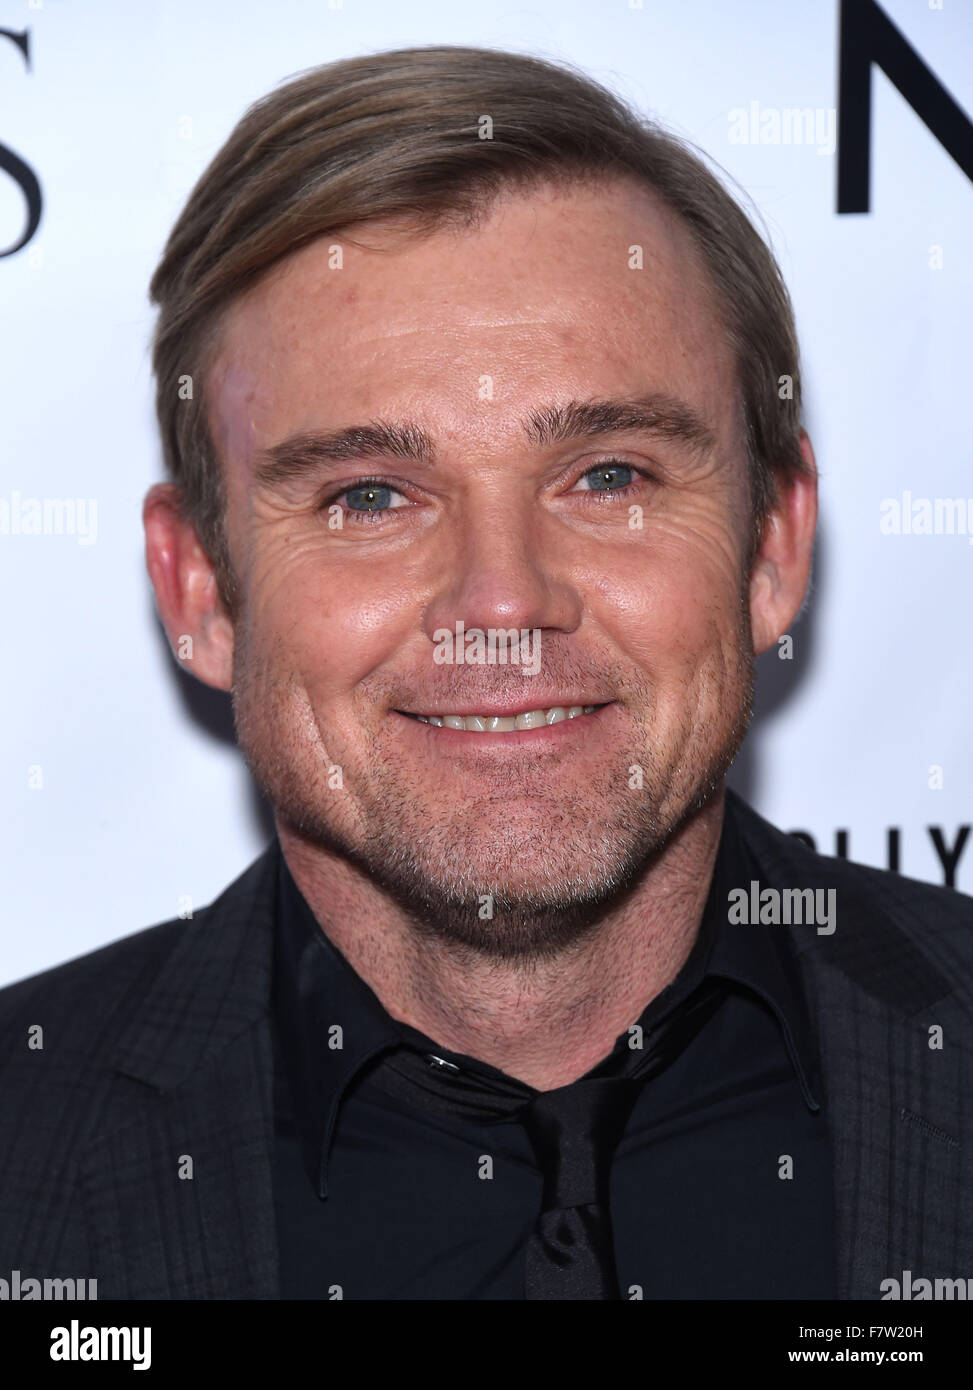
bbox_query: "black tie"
[365,979,726,1300]
[517,981,725,1300]
[519,1077,641,1299]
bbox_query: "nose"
[421,495,582,646]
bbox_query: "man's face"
[205,178,759,956]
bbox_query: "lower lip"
[391,704,615,751]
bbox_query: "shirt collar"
[272,792,822,1199]
[272,855,403,1198]
[704,794,823,1114]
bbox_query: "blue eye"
[321,460,650,527]
[346,483,396,512]
[580,462,634,491]
[318,476,410,525]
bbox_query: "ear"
[748,431,818,656]
[142,483,235,691]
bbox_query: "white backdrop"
[2,0,971,986]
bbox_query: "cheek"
[246,533,418,694]
[589,519,746,675]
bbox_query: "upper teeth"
[413,705,597,731]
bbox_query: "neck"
[278,791,726,1090]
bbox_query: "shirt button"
[425,1053,461,1073]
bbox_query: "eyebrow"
[252,393,718,490]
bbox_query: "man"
[2,45,970,1302]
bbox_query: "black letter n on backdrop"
[838,0,973,213]
[0,27,42,258]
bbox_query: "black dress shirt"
[270,796,836,1299]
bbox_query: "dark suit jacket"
[2,789,971,1299]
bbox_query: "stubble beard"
[231,614,755,965]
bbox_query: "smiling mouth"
[398,703,606,732]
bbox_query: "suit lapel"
[76,796,972,1299]
[731,793,971,1299]
[80,842,282,1298]
[795,950,966,1298]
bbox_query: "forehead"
[206,177,739,472]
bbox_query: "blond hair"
[149,44,809,614]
